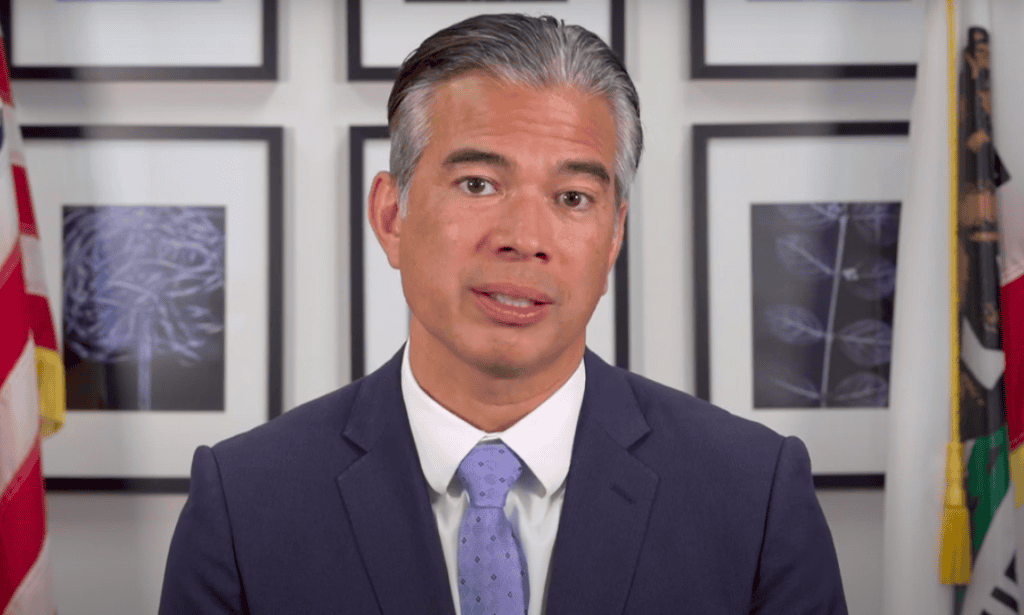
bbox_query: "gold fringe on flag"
[35,346,65,438]
[940,443,971,584]
[938,0,971,586]
[1012,447,1024,507]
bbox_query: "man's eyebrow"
[558,160,611,185]
[442,150,611,185]
[442,149,511,168]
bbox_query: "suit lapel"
[545,350,658,615]
[335,348,455,615]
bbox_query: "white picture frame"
[347,0,624,80]
[22,125,284,491]
[2,0,277,80]
[691,0,926,79]
[692,122,909,484]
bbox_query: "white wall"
[14,0,915,612]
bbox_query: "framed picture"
[22,125,284,492]
[347,0,624,81]
[0,0,277,80]
[690,0,925,79]
[692,122,909,486]
[349,125,628,379]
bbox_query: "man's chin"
[465,347,534,379]
[467,345,568,380]
[477,362,530,379]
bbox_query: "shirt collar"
[401,342,585,499]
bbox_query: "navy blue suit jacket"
[160,348,847,614]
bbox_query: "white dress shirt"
[400,342,586,615]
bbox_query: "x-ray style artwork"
[751,202,901,409]
[62,205,226,411]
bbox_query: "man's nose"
[489,189,551,263]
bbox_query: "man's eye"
[558,191,591,209]
[458,177,496,196]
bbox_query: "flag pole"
[938,0,971,586]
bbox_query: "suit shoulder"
[617,369,802,520]
[621,369,785,452]
[210,379,363,463]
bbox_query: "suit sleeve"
[750,436,848,615]
[159,446,245,615]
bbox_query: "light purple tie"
[456,442,529,615]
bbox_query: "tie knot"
[457,442,523,508]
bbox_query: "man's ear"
[603,200,629,295]
[367,171,402,269]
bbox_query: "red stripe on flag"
[0,441,47,611]
[0,248,30,381]
[12,166,37,238]
[26,294,58,351]
[1003,275,1024,450]
[0,39,12,107]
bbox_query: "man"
[160,14,846,614]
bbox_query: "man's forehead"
[423,73,616,151]
[428,72,605,118]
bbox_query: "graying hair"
[387,13,643,218]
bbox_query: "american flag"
[0,32,63,615]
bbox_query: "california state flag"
[993,1,1024,609]
[883,1,1022,613]
[0,31,63,615]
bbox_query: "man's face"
[375,73,626,379]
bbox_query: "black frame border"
[24,125,285,492]
[813,474,884,490]
[692,121,909,486]
[689,0,916,80]
[347,0,625,81]
[349,125,629,380]
[1,0,278,81]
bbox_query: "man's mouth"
[472,284,553,306]
[484,293,542,308]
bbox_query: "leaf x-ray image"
[62,205,226,411]
[751,202,900,409]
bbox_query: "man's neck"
[407,327,584,433]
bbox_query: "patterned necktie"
[456,442,529,615]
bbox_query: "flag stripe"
[11,166,35,239]
[25,296,56,351]
[1003,275,1024,450]
[19,235,46,299]
[0,249,29,383]
[0,42,11,108]
[0,343,38,489]
[0,71,11,109]
[4,537,57,615]
[0,441,46,611]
